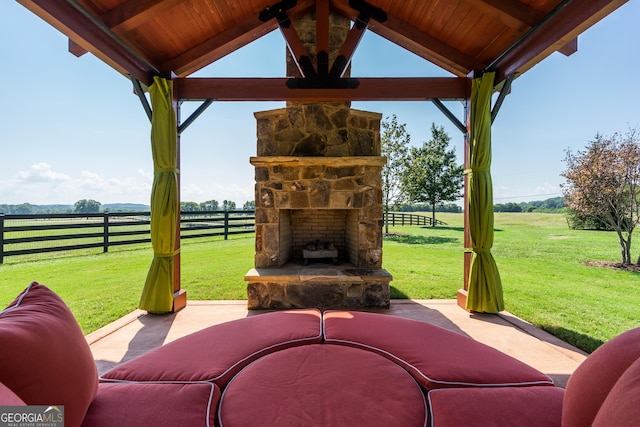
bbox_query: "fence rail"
[0,210,442,264]
[385,212,447,227]
[0,210,255,264]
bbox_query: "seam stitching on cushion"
[0,281,36,315]
[100,313,324,383]
[324,337,554,388]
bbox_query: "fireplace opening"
[278,209,359,266]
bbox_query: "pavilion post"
[139,76,185,314]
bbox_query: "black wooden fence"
[0,211,443,263]
[385,212,446,227]
[0,210,255,264]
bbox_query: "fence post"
[0,213,4,264]
[103,213,109,253]
[224,210,229,240]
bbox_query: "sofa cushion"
[218,344,427,427]
[323,310,553,389]
[428,386,565,427]
[0,282,98,427]
[592,357,640,427]
[562,327,640,427]
[101,309,322,387]
[0,382,26,406]
[81,382,219,427]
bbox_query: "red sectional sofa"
[1,282,639,426]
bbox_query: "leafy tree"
[401,123,463,227]
[561,130,640,264]
[180,201,200,212]
[381,115,410,233]
[74,199,101,213]
[222,200,236,211]
[242,200,256,211]
[200,200,219,211]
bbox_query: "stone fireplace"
[244,11,391,309]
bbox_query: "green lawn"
[1,213,638,353]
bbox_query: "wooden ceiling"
[19,0,627,97]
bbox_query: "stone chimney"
[245,11,392,310]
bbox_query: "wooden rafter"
[489,0,627,82]
[316,0,330,76]
[20,0,158,83]
[278,14,316,78]
[175,77,469,101]
[461,0,544,30]
[329,9,370,78]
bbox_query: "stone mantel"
[250,156,387,168]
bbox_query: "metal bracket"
[491,74,515,124]
[178,99,215,136]
[130,75,152,122]
[431,99,466,134]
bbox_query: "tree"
[74,199,101,213]
[401,123,463,226]
[242,200,256,211]
[381,114,410,233]
[561,130,640,264]
[222,200,236,211]
[180,201,200,212]
[200,200,219,211]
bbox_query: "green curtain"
[466,72,504,313]
[139,76,179,313]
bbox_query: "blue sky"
[1,1,638,206]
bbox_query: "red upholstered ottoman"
[218,344,428,427]
[81,382,220,427]
[323,310,553,389]
[101,309,322,387]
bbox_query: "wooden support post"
[458,96,472,310]
[172,86,186,312]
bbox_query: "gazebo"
[17,0,628,314]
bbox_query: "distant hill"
[102,203,150,212]
[0,203,150,214]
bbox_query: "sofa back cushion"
[562,327,640,427]
[0,282,98,427]
[592,357,640,427]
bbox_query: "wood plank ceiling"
[18,0,627,98]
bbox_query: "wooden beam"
[279,17,316,78]
[99,0,181,33]
[174,77,470,101]
[316,0,330,62]
[68,38,87,57]
[330,15,368,78]
[491,0,628,83]
[461,0,543,30]
[558,38,578,56]
[19,0,156,84]
[164,0,315,76]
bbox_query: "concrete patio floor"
[86,299,587,388]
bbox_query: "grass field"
[1,212,638,353]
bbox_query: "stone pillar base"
[245,265,392,310]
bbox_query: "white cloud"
[16,162,71,183]
[1,163,153,205]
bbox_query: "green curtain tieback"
[154,249,181,258]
